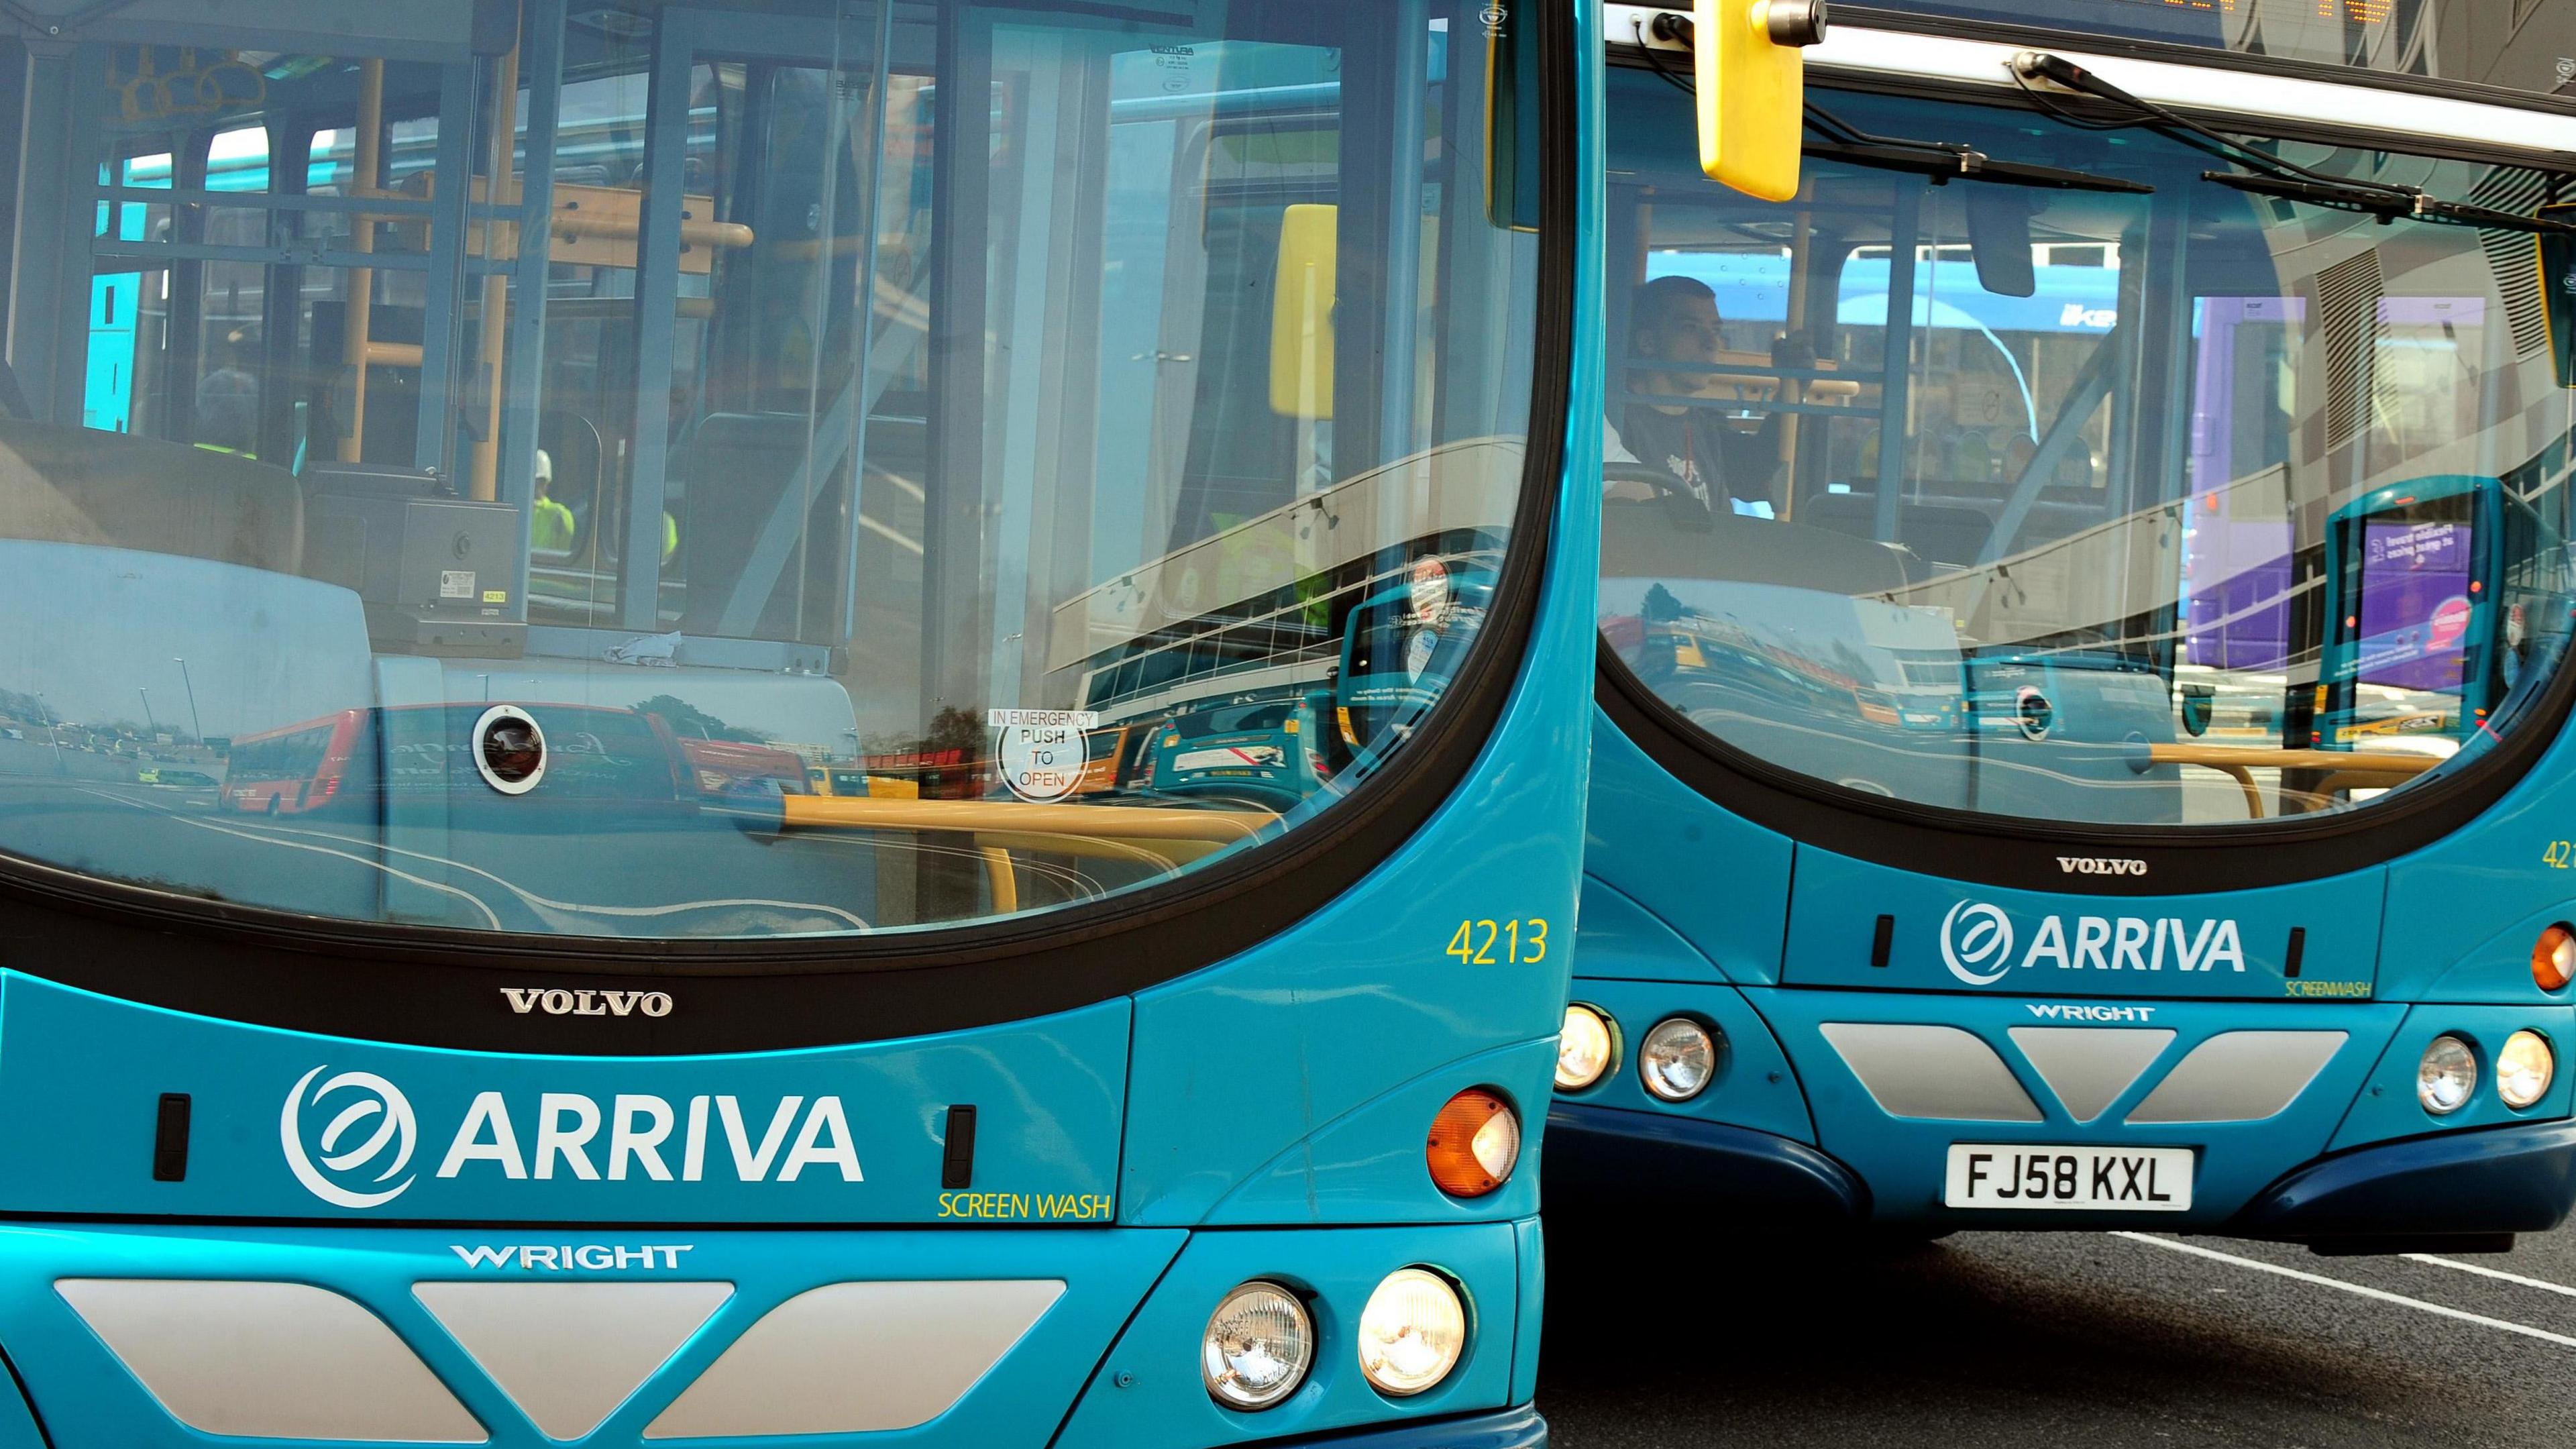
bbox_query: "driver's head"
[1627,272,1731,389]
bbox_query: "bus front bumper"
[2228,1118,2576,1254]
[1269,1405,1548,1448]
[1544,1104,1869,1224]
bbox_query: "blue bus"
[0,0,1599,1442]
[1552,3,2576,1254]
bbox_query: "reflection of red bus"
[221,704,694,816]
[221,710,368,815]
[677,737,812,798]
[859,747,981,800]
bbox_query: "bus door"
[561,7,879,647]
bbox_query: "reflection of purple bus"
[2182,296,2485,672]
[2183,297,2302,669]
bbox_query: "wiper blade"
[2202,170,2576,235]
[1807,139,2153,194]
[1803,101,2151,195]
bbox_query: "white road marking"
[73,788,505,930]
[2111,1232,2576,1349]
[2406,1253,2576,1301]
[89,788,872,932]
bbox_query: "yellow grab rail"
[2147,743,2441,820]
[774,794,1280,913]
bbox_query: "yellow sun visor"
[1693,0,1828,203]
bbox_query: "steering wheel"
[1605,462,1701,503]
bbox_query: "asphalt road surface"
[1540,1220,2576,1446]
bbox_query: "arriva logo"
[1939,902,2018,985]
[1939,902,2246,987]
[281,1066,421,1210]
[281,1070,865,1210]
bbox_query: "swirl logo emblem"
[280,1065,419,1210]
[1939,902,2018,987]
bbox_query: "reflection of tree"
[1643,582,1685,623]
[926,706,983,757]
[635,694,769,743]
[860,706,986,761]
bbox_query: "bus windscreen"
[0,0,1550,941]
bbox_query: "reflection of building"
[1055,439,1520,727]
[2190,1,2576,99]
[1896,1,2576,100]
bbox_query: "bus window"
[1597,69,2576,828]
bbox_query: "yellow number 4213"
[1447,918,1548,966]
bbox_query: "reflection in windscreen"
[0,0,1545,938]
[1854,0,2576,102]
[1599,72,2576,828]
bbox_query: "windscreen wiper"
[1805,140,2151,193]
[2201,168,2576,236]
[2012,50,2576,236]
[1806,108,2153,195]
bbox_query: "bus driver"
[1608,274,1806,517]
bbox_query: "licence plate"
[1943,1144,2193,1211]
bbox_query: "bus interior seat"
[0,418,302,573]
[1602,496,1911,597]
[674,411,850,640]
[1800,493,1995,574]
[0,359,32,421]
[309,301,427,469]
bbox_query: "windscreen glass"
[1599,70,2576,827]
[1847,1,2576,101]
[0,0,1546,937]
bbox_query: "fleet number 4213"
[1447,918,1548,965]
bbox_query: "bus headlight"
[1425,1089,1519,1197]
[1356,1268,1467,1397]
[2536,925,2575,992]
[2500,1031,2555,1110]
[1201,1281,1312,1410]
[1640,1017,1719,1102]
[2417,1034,2478,1115]
[1556,1004,1616,1091]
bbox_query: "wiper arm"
[2202,170,2576,235]
[1803,102,2151,194]
[1806,138,2153,193]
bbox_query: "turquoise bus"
[0,0,1601,1442]
[1552,1,2576,1254]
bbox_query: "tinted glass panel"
[1599,71,2576,827]
[0,0,1546,937]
